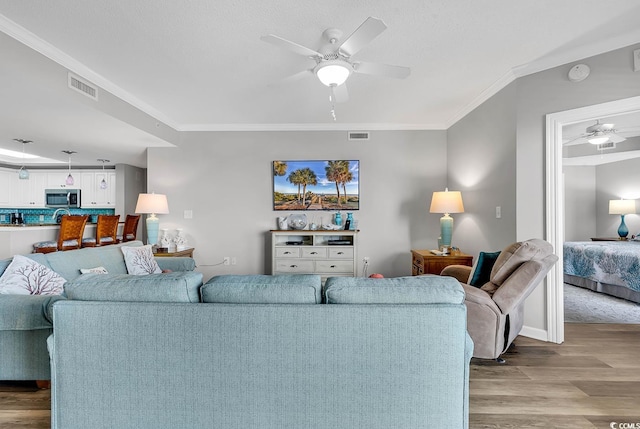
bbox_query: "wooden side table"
[411,249,473,276]
[154,247,194,258]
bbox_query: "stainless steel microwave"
[45,189,81,208]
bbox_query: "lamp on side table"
[135,193,169,246]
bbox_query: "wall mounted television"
[272,160,359,211]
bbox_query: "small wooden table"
[154,247,194,258]
[411,249,473,276]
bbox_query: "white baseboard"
[519,325,549,342]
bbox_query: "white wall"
[147,130,447,282]
[563,166,596,241]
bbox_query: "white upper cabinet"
[11,171,47,207]
[80,171,116,207]
[0,169,13,206]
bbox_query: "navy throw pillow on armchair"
[468,251,501,287]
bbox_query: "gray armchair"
[441,239,558,360]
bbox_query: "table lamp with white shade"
[135,193,169,246]
[609,199,636,239]
[430,188,464,250]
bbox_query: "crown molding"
[177,122,447,132]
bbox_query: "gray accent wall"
[596,158,640,238]
[563,166,597,242]
[147,130,447,281]
[447,42,640,333]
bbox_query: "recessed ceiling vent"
[348,131,370,141]
[68,72,98,101]
[597,141,616,150]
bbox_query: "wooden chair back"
[57,215,89,251]
[120,214,141,242]
[94,214,121,245]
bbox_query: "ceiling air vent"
[68,72,98,101]
[597,141,616,150]
[348,131,370,141]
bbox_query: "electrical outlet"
[39,215,44,222]
[231,257,237,265]
[223,257,230,266]
[634,49,640,72]
[0,215,5,222]
[496,206,502,219]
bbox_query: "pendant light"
[13,139,32,180]
[62,150,76,186]
[97,159,109,189]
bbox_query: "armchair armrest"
[440,265,472,283]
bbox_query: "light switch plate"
[634,49,640,72]
[184,210,193,219]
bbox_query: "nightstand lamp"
[135,193,169,246]
[609,199,636,239]
[430,188,464,250]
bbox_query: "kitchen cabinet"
[11,171,47,207]
[0,169,12,206]
[46,171,76,189]
[81,171,116,207]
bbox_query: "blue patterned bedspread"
[563,241,640,292]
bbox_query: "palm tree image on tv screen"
[273,160,359,211]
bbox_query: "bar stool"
[116,214,141,243]
[82,214,121,247]
[33,215,89,253]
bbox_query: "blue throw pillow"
[468,251,501,287]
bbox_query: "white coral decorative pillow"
[121,245,162,275]
[0,255,65,295]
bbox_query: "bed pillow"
[0,255,65,295]
[468,251,501,287]
[121,245,162,275]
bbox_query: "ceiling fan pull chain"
[329,85,337,121]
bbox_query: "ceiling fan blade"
[608,133,626,143]
[268,69,314,87]
[353,61,410,79]
[563,135,588,146]
[260,34,323,59]
[333,83,349,103]
[338,17,387,57]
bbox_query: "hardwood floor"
[1,323,638,428]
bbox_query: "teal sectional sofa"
[0,241,200,381]
[49,274,473,429]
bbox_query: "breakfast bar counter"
[0,223,123,259]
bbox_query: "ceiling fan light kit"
[315,61,352,87]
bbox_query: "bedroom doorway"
[545,95,640,344]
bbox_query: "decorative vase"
[174,228,187,251]
[159,229,171,249]
[288,213,307,230]
[334,212,342,227]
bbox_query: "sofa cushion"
[44,241,142,281]
[490,239,553,286]
[63,272,203,303]
[121,245,162,275]
[0,255,66,296]
[202,274,322,304]
[324,275,465,304]
[0,294,66,330]
[468,251,501,287]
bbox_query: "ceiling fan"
[261,16,410,113]
[564,120,628,146]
